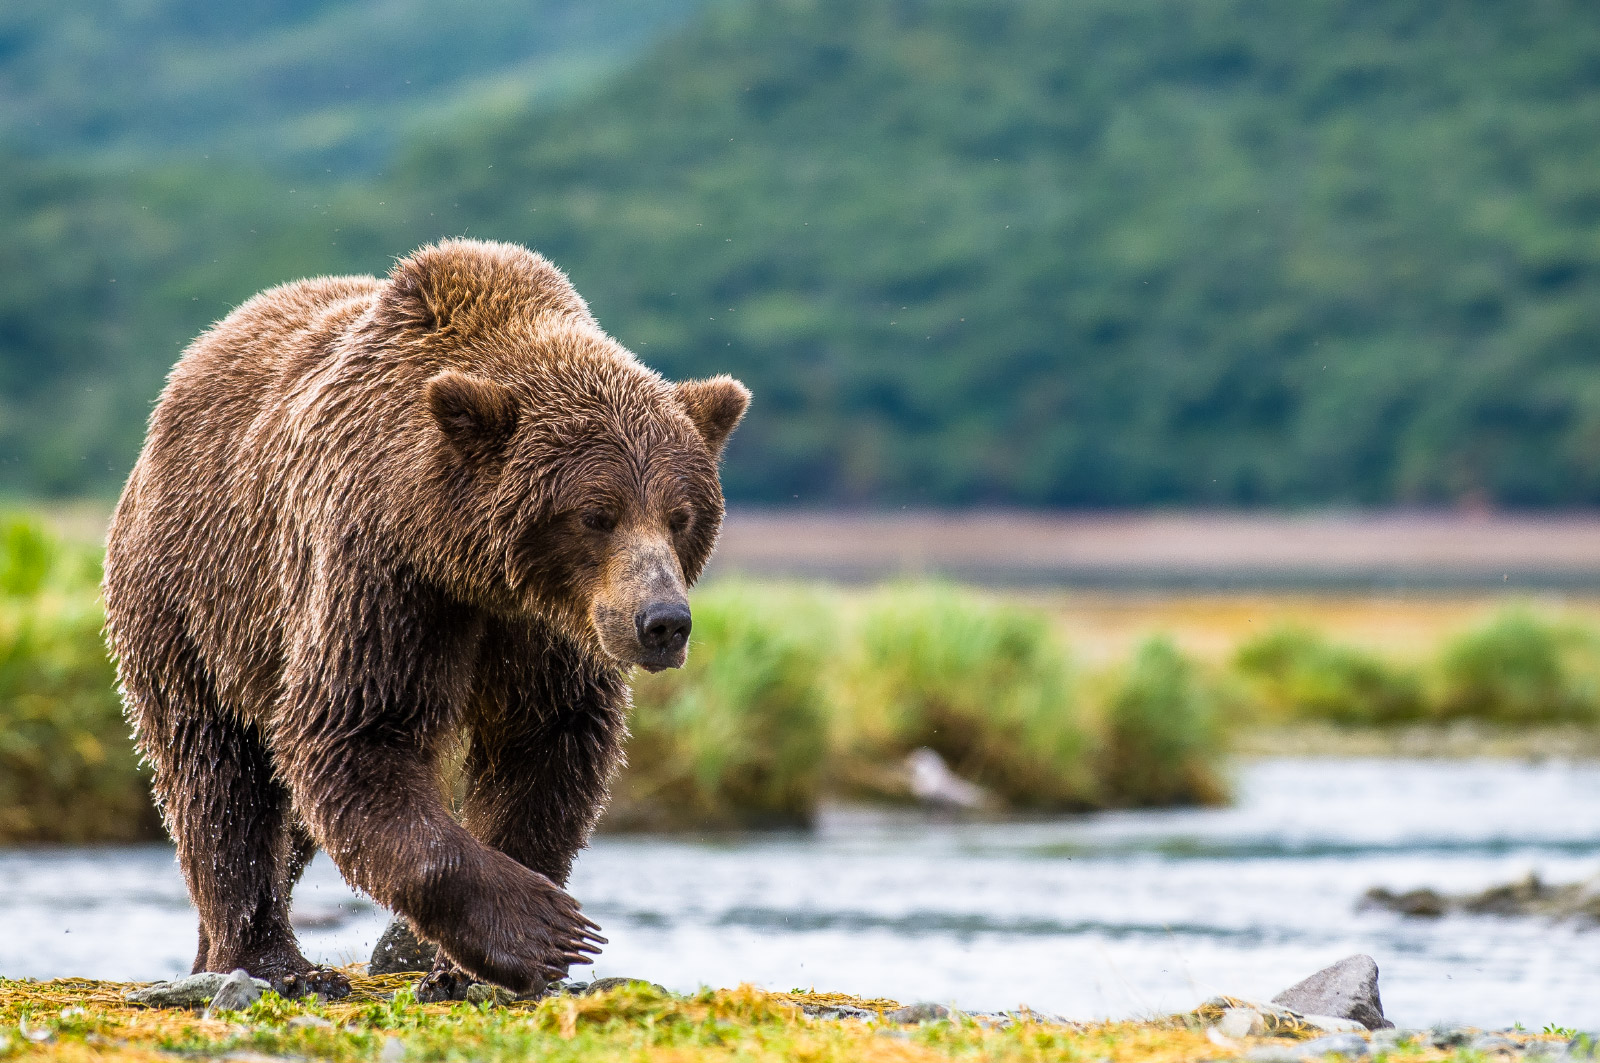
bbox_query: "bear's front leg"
[411,632,629,1001]
[281,722,605,994]
[277,584,605,995]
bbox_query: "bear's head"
[380,240,749,671]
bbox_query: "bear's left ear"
[674,376,750,458]
[426,370,519,464]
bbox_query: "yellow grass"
[1038,590,1600,665]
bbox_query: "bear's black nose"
[636,601,692,654]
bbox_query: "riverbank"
[8,761,1600,1026]
[0,974,1568,1063]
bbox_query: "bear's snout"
[635,599,691,671]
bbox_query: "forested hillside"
[5,0,1600,506]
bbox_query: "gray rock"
[1430,1026,1475,1049]
[204,969,266,1018]
[369,919,437,974]
[884,1002,951,1024]
[1369,1029,1421,1050]
[1298,1033,1370,1059]
[1471,1035,1521,1055]
[905,749,991,809]
[464,984,517,1006]
[1246,1047,1310,1063]
[1271,955,1393,1031]
[1220,1007,1267,1039]
[801,1003,876,1020]
[126,971,271,1009]
[379,1036,405,1063]
[1569,1034,1600,1059]
[1301,1015,1368,1035]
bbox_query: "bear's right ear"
[426,371,519,464]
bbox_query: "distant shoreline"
[709,509,1600,590]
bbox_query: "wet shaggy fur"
[102,239,749,998]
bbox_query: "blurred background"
[5,0,1600,1028]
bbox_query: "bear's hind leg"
[162,708,349,999]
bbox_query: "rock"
[1300,1015,1368,1035]
[884,1002,951,1024]
[1246,1046,1309,1063]
[1220,1007,1268,1039]
[1569,1034,1600,1059]
[204,969,267,1018]
[1471,1035,1521,1055]
[1298,1033,1370,1059]
[1366,872,1600,927]
[1430,1026,1475,1049]
[126,971,271,1009]
[1271,955,1393,1031]
[1362,887,1447,918]
[582,976,668,995]
[1370,1029,1421,1050]
[464,984,517,1006]
[379,1036,405,1062]
[801,1003,876,1020]
[370,919,437,974]
[905,749,991,810]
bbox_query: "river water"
[3,758,1598,1027]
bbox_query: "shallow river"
[3,758,1599,1027]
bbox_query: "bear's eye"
[667,509,692,535]
[581,509,618,534]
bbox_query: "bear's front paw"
[271,966,351,1001]
[414,959,476,1003]
[434,862,606,994]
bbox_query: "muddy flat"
[708,510,1600,589]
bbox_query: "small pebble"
[1220,1007,1266,1039]
[19,1018,53,1045]
[204,969,266,1019]
[1431,1026,1475,1049]
[379,1036,405,1062]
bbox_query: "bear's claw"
[271,966,351,1000]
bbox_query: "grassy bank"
[0,975,1523,1063]
[4,516,1600,842]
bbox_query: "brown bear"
[102,239,749,1000]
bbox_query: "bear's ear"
[426,371,519,464]
[379,266,447,334]
[674,376,750,458]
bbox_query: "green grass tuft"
[1234,625,1426,727]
